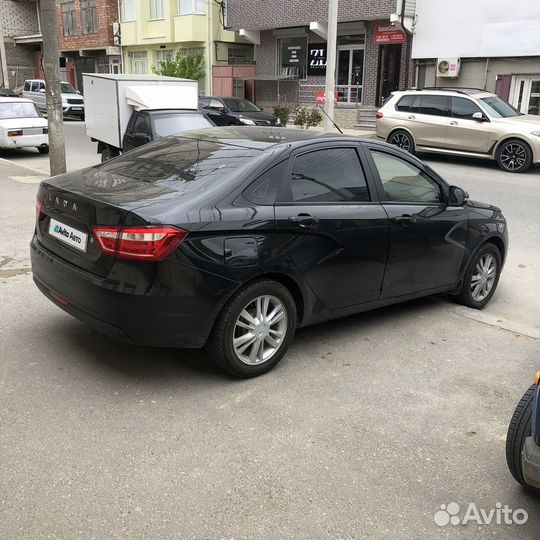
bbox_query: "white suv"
[22,79,85,120]
[376,88,540,173]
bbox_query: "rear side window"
[451,97,483,119]
[395,95,417,112]
[288,147,370,203]
[418,95,449,117]
[243,161,287,205]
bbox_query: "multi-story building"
[119,0,255,95]
[56,0,122,89]
[412,0,540,116]
[225,0,416,128]
[0,0,42,90]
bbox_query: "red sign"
[315,90,338,103]
[374,24,407,44]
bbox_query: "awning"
[13,33,43,44]
[233,75,298,81]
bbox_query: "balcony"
[173,14,206,42]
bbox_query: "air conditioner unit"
[436,58,461,78]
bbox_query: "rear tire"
[496,139,532,173]
[452,242,501,309]
[101,145,119,162]
[387,129,415,154]
[37,145,49,154]
[205,279,297,378]
[506,385,540,494]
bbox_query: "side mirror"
[39,88,46,93]
[449,185,469,206]
[472,111,486,121]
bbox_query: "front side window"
[61,0,77,36]
[122,0,136,21]
[451,97,482,120]
[149,0,164,19]
[289,148,370,203]
[81,0,98,34]
[178,0,205,14]
[129,51,148,74]
[277,37,307,79]
[418,95,449,117]
[480,96,521,118]
[370,151,442,204]
[132,114,150,135]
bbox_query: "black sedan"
[200,97,280,126]
[31,128,507,377]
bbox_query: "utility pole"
[324,0,338,131]
[40,0,66,176]
[0,0,10,88]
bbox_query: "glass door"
[514,77,540,115]
[336,44,364,104]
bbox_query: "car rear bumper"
[30,235,237,348]
[0,134,48,148]
[523,436,540,488]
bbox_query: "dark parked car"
[200,97,280,126]
[0,88,19,98]
[506,372,540,493]
[31,127,507,377]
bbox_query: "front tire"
[206,280,297,378]
[452,242,502,309]
[506,385,540,494]
[387,129,415,154]
[101,145,119,162]
[496,139,532,173]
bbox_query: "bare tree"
[40,0,66,176]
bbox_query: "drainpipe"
[483,58,490,90]
[116,0,124,73]
[0,0,9,88]
[206,2,213,96]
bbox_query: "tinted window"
[132,114,150,135]
[418,95,449,116]
[451,97,482,119]
[222,98,261,113]
[289,148,369,203]
[37,82,45,91]
[395,95,417,112]
[243,161,287,205]
[24,81,31,91]
[370,151,442,203]
[152,113,213,138]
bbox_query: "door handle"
[408,115,416,119]
[288,213,319,227]
[450,120,458,126]
[394,214,416,226]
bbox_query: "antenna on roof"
[317,104,343,134]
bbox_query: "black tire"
[37,145,49,154]
[496,138,532,173]
[205,279,297,378]
[387,129,415,154]
[506,385,540,494]
[101,146,119,162]
[452,242,502,309]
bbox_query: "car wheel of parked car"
[496,139,532,173]
[506,384,540,494]
[452,242,501,309]
[101,146,119,162]
[37,145,49,154]
[387,130,415,154]
[206,279,297,378]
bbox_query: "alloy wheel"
[470,254,497,302]
[389,132,412,152]
[232,295,288,365]
[499,143,527,171]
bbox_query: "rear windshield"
[152,113,213,138]
[479,96,521,118]
[93,135,264,202]
[0,101,41,119]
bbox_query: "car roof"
[173,126,377,151]
[394,88,494,99]
[0,96,33,104]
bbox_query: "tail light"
[92,225,187,261]
[8,129,23,137]
[35,196,44,223]
[375,112,384,119]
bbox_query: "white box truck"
[83,74,215,161]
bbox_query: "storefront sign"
[374,24,407,44]
[307,43,327,76]
[280,39,306,67]
[315,90,338,103]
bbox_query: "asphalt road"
[0,131,539,539]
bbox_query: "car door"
[123,112,151,152]
[446,96,492,153]
[35,81,46,110]
[405,94,450,148]
[273,144,390,310]
[365,146,468,298]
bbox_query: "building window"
[156,49,174,64]
[178,0,206,15]
[81,0,98,34]
[61,0,77,37]
[149,0,164,19]
[122,0,136,21]
[277,37,307,79]
[129,51,148,74]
